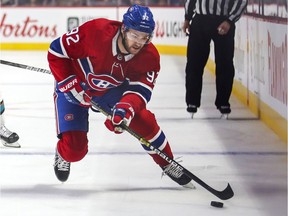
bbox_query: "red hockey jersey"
[48,18,160,112]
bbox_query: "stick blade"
[217,183,234,200]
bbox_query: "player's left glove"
[104,102,135,134]
[58,75,92,108]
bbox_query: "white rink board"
[0,7,118,42]
[0,7,287,122]
[0,7,187,46]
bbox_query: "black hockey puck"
[210,201,224,208]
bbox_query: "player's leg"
[54,131,88,182]
[92,84,194,188]
[213,23,236,115]
[185,15,211,115]
[0,99,20,148]
[129,109,195,188]
[53,90,89,182]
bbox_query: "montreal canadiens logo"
[64,114,74,121]
[86,73,123,91]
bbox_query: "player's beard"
[122,35,130,54]
[122,34,143,55]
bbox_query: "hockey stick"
[90,100,234,200]
[0,59,52,75]
[0,59,234,200]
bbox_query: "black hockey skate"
[186,104,197,118]
[161,164,196,189]
[54,150,71,182]
[0,125,20,148]
[217,106,231,119]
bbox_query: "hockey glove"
[58,75,92,108]
[104,102,135,134]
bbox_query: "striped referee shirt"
[184,0,248,23]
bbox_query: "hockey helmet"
[123,4,155,35]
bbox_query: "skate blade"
[2,140,21,148]
[220,114,229,119]
[190,113,196,119]
[183,181,196,189]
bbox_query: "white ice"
[0,51,287,216]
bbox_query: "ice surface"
[0,51,287,216]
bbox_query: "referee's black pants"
[185,14,235,108]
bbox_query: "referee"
[183,0,248,115]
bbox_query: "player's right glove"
[58,75,92,108]
[104,102,135,134]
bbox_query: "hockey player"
[0,96,20,148]
[48,4,194,188]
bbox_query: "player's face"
[123,29,150,54]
